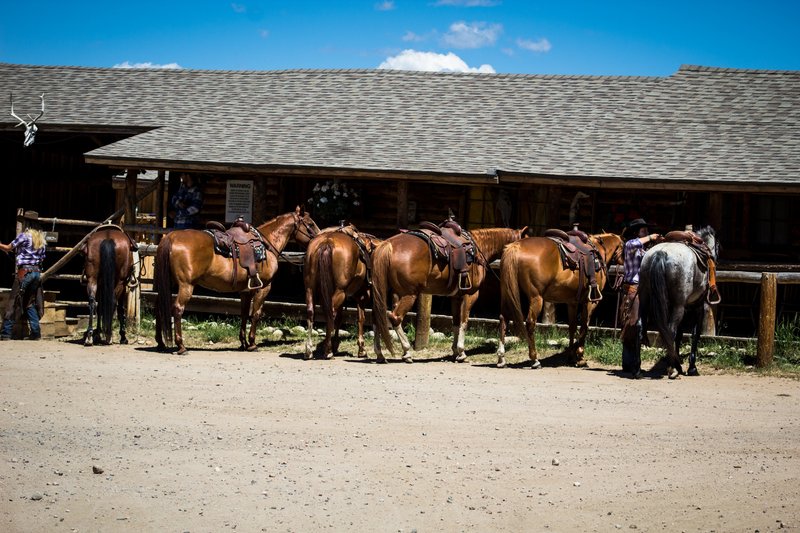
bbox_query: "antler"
[10,93,45,147]
[10,93,44,127]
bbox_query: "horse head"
[591,232,624,266]
[695,226,719,261]
[292,205,321,246]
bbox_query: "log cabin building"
[1,63,798,336]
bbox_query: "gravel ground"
[1,338,799,532]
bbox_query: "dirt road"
[1,338,798,532]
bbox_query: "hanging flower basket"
[307,180,361,226]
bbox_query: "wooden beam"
[757,272,777,367]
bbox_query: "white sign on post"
[225,180,253,223]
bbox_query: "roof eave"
[83,154,500,186]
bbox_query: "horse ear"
[295,205,302,215]
[519,226,529,237]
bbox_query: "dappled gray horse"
[639,226,719,379]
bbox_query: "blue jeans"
[2,271,41,338]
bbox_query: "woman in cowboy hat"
[0,210,46,340]
[619,218,661,378]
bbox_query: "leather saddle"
[335,223,380,285]
[544,227,603,302]
[402,218,476,292]
[205,217,268,290]
[664,230,711,270]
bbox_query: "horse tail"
[371,241,395,355]
[500,245,528,339]
[97,238,117,342]
[642,250,672,348]
[317,241,335,324]
[154,236,174,345]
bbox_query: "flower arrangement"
[307,180,361,224]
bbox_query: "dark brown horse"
[154,207,319,354]
[496,233,623,368]
[303,224,382,360]
[81,225,136,346]
[371,226,527,363]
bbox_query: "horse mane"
[695,225,719,260]
[469,227,523,257]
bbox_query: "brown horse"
[371,226,528,363]
[81,225,136,346]
[154,206,319,354]
[496,232,623,368]
[303,224,382,360]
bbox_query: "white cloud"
[516,37,552,53]
[231,3,246,13]
[402,30,427,42]
[378,49,495,73]
[375,0,395,10]
[442,21,502,49]
[113,61,183,69]
[434,0,501,6]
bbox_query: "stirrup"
[247,274,264,290]
[588,284,603,302]
[706,287,721,305]
[458,273,472,291]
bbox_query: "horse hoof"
[377,357,387,364]
[688,367,699,377]
[156,343,167,353]
[575,359,588,368]
[631,370,642,380]
[496,361,507,369]
[455,353,467,363]
[357,351,367,359]
[325,352,334,360]
[668,369,680,380]
[402,356,414,364]
[303,352,313,360]
[120,338,128,345]
[531,360,542,370]
[84,339,93,347]
[176,347,188,356]
[246,344,258,352]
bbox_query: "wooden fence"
[22,203,799,367]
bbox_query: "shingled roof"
[1,63,798,189]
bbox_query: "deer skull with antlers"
[10,93,45,147]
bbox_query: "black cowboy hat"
[622,218,656,238]
[627,218,655,231]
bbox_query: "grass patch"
[104,307,800,376]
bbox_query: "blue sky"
[2,1,798,75]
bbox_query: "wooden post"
[541,302,557,325]
[155,170,165,237]
[414,294,432,350]
[124,169,138,227]
[702,304,716,336]
[757,272,777,367]
[397,180,409,229]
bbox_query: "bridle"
[293,212,319,242]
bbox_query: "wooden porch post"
[124,168,139,325]
[397,180,409,228]
[155,170,165,237]
[757,272,777,367]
